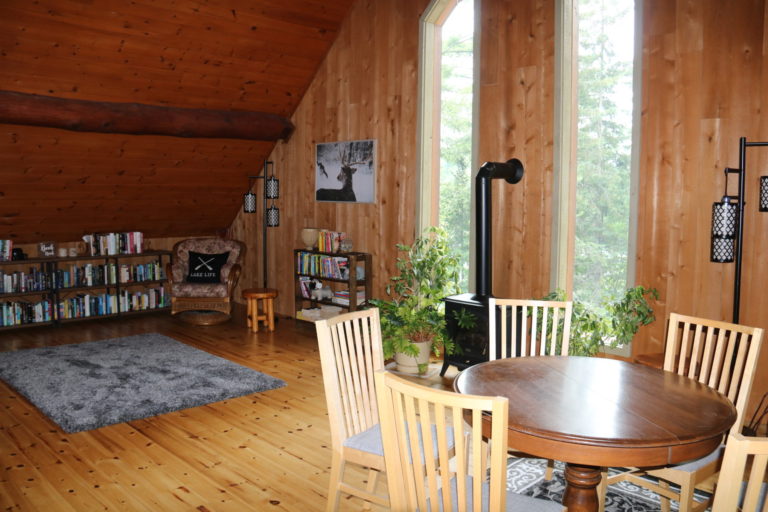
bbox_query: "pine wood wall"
[230,0,432,314]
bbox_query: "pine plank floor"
[0,307,447,511]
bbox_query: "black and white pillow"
[186,251,230,283]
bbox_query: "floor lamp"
[710,137,768,323]
[244,161,279,288]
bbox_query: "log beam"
[0,90,294,141]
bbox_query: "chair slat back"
[375,370,509,512]
[489,298,572,360]
[712,433,768,512]
[315,308,384,448]
[664,313,763,435]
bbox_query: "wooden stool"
[242,288,278,332]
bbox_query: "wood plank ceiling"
[0,0,356,243]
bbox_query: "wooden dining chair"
[488,298,573,360]
[711,433,768,511]
[374,370,564,511]
[488,298,572,480]
[598,312,763,512]
[315,308,388,511]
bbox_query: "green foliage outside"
[371,227,462,359]
[438,7,474,292]
[574,0,635,311]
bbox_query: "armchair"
[167,238,245,317]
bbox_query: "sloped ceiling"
[0,0,356,243]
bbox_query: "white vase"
[394,341,432,374]
[300,228,319,250]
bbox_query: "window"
[418,0,476,292]
[553,0,640,318]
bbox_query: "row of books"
[56,286,168,320]
[83,232,144,256]
[296,252,350,280]
[1,260,166,294]
[331,289,366,306]
[0,299,54,327]
[0,240,13,262]
[316,230,346,252]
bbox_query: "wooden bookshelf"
[0,250,172,330]
[293,249,371,322]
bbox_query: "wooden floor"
[0,307,454,511]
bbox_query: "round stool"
[242,288,278,332]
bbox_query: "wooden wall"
[477,0,556,299]
[635,0,768,406]
[230,0,433,314]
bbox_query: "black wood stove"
[440,159,524,376]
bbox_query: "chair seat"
[172,282,228,298]
[343,423,456,460]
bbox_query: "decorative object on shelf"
[68,247,78,257]
[315,139,376,203]
[243,160,279,287]
[710,137,768,323]
[340,238,353,252]
[11,248,25,261]
[300,228,319,250]
[58,248,68,258]
[38,241,56,257]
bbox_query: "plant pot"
[394,341,431,374]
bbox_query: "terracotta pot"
[394,340,431,374]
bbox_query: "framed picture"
[38,241,56,257]
[315,139,376,203]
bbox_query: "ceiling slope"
[0,0,355,243]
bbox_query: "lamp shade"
[760,176,768,212]
[711,197,737,263]
[244,191,257,213]
[266,176,280,199]
[266,205,280,227]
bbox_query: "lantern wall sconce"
[243,160,280,286]
[710,137,768,324]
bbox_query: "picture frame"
[38,241,56,257]
[315,139,376,203]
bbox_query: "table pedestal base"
[563,463,602,512]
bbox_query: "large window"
[417,0,475,292]
[554,0,639,317]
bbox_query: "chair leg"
[362,468,379,511]
[658,480,672,512]
[246,298,253,329]
[326,452,344,512]
[597,468,608,512]
[677,479,696,512]
[544,458,555,480]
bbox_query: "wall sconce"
[711,137,768,324]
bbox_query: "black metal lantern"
[266,175,279,199]
[711,197,737,263]
[760,176,768,212]
[243,190,257,213]
[266,205,280,227]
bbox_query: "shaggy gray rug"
[0,333,285,433]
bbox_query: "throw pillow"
[186,251,230,283]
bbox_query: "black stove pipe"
[473,158,525,302]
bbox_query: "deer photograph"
[315,139,375,203]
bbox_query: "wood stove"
[440,159,524,376]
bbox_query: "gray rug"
[507,457,713,511]
[0,333,286,433]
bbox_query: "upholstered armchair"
[166,238,245,317]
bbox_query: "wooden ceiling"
[0,0,356,243]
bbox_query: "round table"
[453,356,736,512]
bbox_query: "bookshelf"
[293,249,371,322]
[0,250,171,330]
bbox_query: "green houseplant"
[371,227,461,374]
[543,286,659,356]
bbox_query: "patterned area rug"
[0,333,286,433]
[507,457,713,511]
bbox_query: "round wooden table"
[453,356,737,512]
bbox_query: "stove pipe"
[473,158,525,302]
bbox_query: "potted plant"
[542,286,659,356]
[371,227,462,374]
